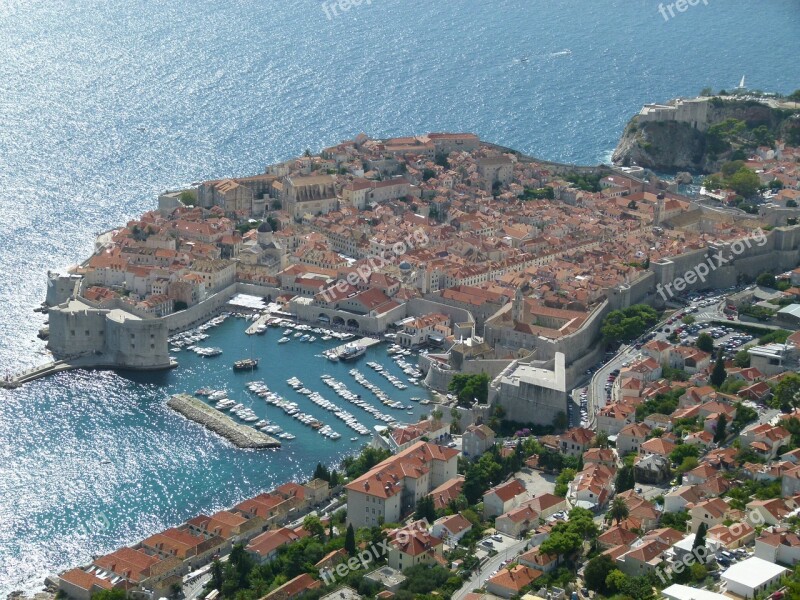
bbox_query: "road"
[452,538,530,600]
[584,288,758,426]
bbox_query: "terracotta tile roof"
[486,564,543,593]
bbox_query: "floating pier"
[167,393,281,449]
[327,337,381,359]
[245,313,271,335]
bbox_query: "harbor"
[167,393,281,449]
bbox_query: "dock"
[1,356,178,389]
[167,393,281,449]
[245,313,271,335]
[328,337,381,359]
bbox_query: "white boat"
[278,337,290,344]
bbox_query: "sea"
[0,0,798,593]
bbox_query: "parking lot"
[517,468,556,497]
[672,321,756,359]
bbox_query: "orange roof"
[487,565,543,593]
[485,479,527,502]
[59,568,114,592]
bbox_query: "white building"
[662,584,730,600]
[720,557,787,599]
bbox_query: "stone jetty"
[167,393,281,449]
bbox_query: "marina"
[166,312,434,451]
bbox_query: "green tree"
[179,189,197,206]
[344,524,356,555]
[448,373,490,407]
[733,347,751,368]
[601,304,660,344]
[713,414,727,444]
[710,355,727,388]
[615,465,635,494]
[732,402,758,434]
[789,90,800,102]
[585,554,616,595]
[728,167,761,198]
[414,494,436,523]
[609,496,630,525]
[91,591,127,600]
[593,430,610,448]
[696,333,714,353]
[303,514,325,540]
[313,462,331,481]
[772,373,800,411]
[693,522,708,559]
[540,528,582,564]
[670,442,699,464]
[606,570,629,594]
[682,315,696,325]
[757,272,778,288]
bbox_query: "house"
[633,453,671,485]
[485,565,543,599]
[583,447,618,468]
[246,528,301,564]
[662,585,729,600]
[740,423,792,460]
[58,569,116,600]
[707,522,756,549]
[495,503,541,538]
[261,573,322,600]
[428,476,465,511]
[643,413,672,432]
[386,521,444,571]
[755,529,800,565]
[689,497,731,533]
[721,556,787,599]
[596,403,636,435]
[663,485,703,514]
[494,494,569,537]
[782,464,800,497]
[558,427,595,458]
[345,441,459,528]
[684,463,719,486]
[640,436,675,458]
[431,513,472,545]
[483,479,529,518]
[615,538,669,576]
[616,491,660,532]
[320,587,362,600]
[598,525,638,550]
[616,423,651,455]
[571,463,615,509]
[746,498,792,526]
[462,423,496,458]
[518,546,559,573]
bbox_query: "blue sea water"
[0,0,798,592]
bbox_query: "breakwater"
[166,393,281,449]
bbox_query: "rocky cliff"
[612,98,800,173]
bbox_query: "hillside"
[612,97,800,173]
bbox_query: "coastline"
[166,393,281,449]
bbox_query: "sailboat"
[736,75,746,90]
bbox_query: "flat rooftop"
[721,556,787,587]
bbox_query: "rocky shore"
[167,393,281,449]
